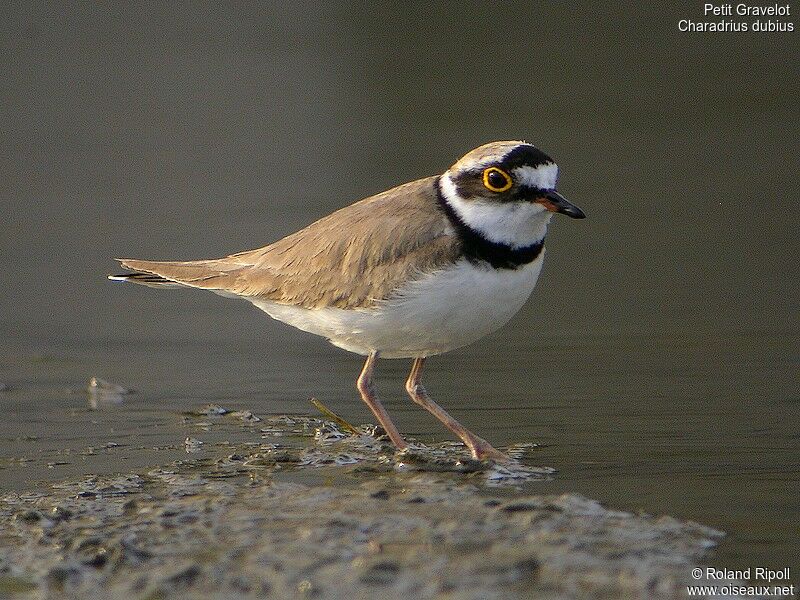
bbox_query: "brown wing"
[115,176,461,310]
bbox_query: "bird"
[109,141,585,462]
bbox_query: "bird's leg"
[357,351,408,451]
[405,357,511,463]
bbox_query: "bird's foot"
[468,439,514,464]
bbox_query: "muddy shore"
[0,408,730,599]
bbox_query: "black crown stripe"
[435,177,544,270]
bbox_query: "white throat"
[440,173,552,249]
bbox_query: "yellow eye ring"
[482,167,513,192]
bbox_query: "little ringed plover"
[110,140,585,462]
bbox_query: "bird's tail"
[107,271,186,289]
[107,257,246,294]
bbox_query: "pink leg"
[405,357,511,463]
[357,351,408,451]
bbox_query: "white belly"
[249,254,545,359]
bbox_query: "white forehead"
[512,163,559,190]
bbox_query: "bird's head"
[439,141,585,248]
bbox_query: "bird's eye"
[482,167,513,192]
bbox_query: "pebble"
[87,377,130,409]
[184,438,204,453]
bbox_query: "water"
[2,2,798,575]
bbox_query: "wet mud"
[0,407,728,599]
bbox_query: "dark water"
[2,2,798,574]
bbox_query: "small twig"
[310,398,360,434]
